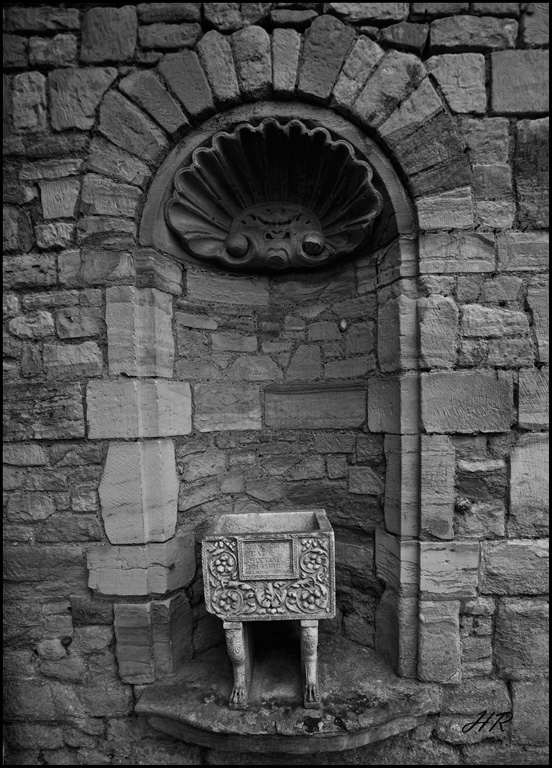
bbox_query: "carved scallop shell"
[166,118,383,272]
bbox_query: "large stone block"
[158,50,214,120]
[492,50,549,114]
[3,206,33,253]
[119,70,189,135]
[418,600,461,683]
[442,678,510,715]
[9,311,54,339]
[527,275,549,364]
[265,384,366,430]
[497,232,548,271]
[186,269,269,306]
[80,174,141,218]
[419,232,495,273]
[368,374,419,434]
[480,539,549,595]
[421,371,513,433]
[420,542,479,598]
[297,14,355,104]
[416,186,474,229]
[87,380,191,439]
[420,435,455,540]
[509,434,549,538]
[195,383,261,431]
[4,382,85,441]
[379,77,442,143]
[495,598,549,681]
[231,26,271,101]
[430,15,518,51]
[99,91,169,163]
[384,435,419,537]
[196,31,240,108]
[331,36,384,114]
[419,295,458,369]
[99,440,178,545]
[515,118,549,229]
[87,532,195,596]
[512,681,549,746]
[80,6,137,63]
[106,286,174,378]
[114,595,192,684]
[460,116,510,164]
[426,54,486,114]
[272,28,301,98]
[49,68,116,131]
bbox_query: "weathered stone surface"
[515,117,549,229]
[286,345,322,380]
[518,370,548,430]
[478,274,523,303]
[29,34,77,67]
[418,295,458,369]
[420,542,479,598]
[227,355,283,381]
[461,304,529,338]
[475,199,515,229]
[522,1,549,45]
[87,380,191,439]
[509,434,548,538]
[3,443,48,466]
[4,545,85,591]
[480,539,549,595]
[39,178,80,220]
[527,275,549,363]
[495,598,549,681]
[348,466,385,496]
[380,79,442,145]
[197,31,240,107]
[297,14,356,104]
[99,440,178,545]
[87,137,150,190]
[473,163,513,200]
[81,6,137,63]
[121,69,190,136]
[383,435,418,537]
[4,132,88,159]
[3,206,33,253]
[352,51,425,128]
[327,3,408,21]
[87,533,195,596]
[326,357,375,379]
[139,21,201,49]
[426,54,486,113]
[13,72,47,132]
[418,600,461,683]
[231,26,272,101]
[512,681,549,746]
[135,249,182,296]
[412,3,469,16]
[43,342,103,378]
[211,332,256,353]
[19,158,83,182]
[80,174,141,218]
[4,34,29,68]
[420,435,455,540]
[331,36,384,113]
[265,384,366,429]
[7,493,55,523]
[158,50,214,120]
[106,286,174,378]
[186,269,269,305]
[492,50,549,114]
[6,6,80,32]
[56,305,101,340]
[431,15,518,51]
[37,515,103,543]
[77,217,136,249]
[194,384,261,431]
[421,371,513,433]
[203,2,243,32]
[35,222,74,250]
[272,28,301,98]
[9,311,54,339]
[416,186,474,229]
[99,90,169,163]
[270,9,317,30]
[497,231,548,271]
[368,375,419,434]
[461,116,510,164]
[381,22,429,55]
[419,232,494,274]
[138,3,201,23]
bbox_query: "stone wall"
[3,2,549,765]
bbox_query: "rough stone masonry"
[3,2,549,765]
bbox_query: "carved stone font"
[166,119,383,272]
[202,509,335,708]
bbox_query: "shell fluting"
[166,118,383,272]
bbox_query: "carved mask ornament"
[166,118,383,273]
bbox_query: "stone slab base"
[136,626,439,753]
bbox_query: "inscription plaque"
[239,538,297,580]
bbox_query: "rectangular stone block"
[4,382,85,441]
[186,269,269,306]
[420,435,455,540]
[158,50,214,120]
[509,434,549,538]
[231,26,272,101]
[99,440,178,545]
[378,294,418,372]
[81,6,137,63]
[527,275,549,364]
[430,15,517,51]
[461,304,529,338]
[480,540,549,595]
[195,383,261,432]
[196,31,240,108]
[419,232,495,274]
[43,341,103,378]
[419,295,458,369]
[512,681,549,746]
[272,28,301,98]
[421,371,513,433]
[348,466,384,496]
[492,50,549,114]
[80,173,141,218]
[106,286,174,378]
[497,231,548,271]
[265,383,366,430]
[426,53,486,114]
[518,370,549,430]
[368,374,419,435]
[87,532,195,596]
[375,530,418,597]
[416,186,474,230]
[420,542,480,598]
[418,600,461,683]
[384,434,419,537]
[515,117,549,230]
[39,178,80,219]
[87,380,191,439]
[495,598,549,682]
[375,590,418,677]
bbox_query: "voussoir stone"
[430,15,518,51]
[99,91,169,163]
[492,50,549,114]
[86,137,151,189]
[331,36,384,114]
[158,51,214,120]
[81,6,137,63]
[416,186,474,230]
[87,380,192,439]
[379,77,443,139]
[231,26,272,101]
[297,14,356,104]
[196,31,240,107]
[119,70,189,135]
[272,28,301,98]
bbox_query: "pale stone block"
[384,434,419,537]
[509,434,549,538]
[420,542,480,598]
[461,305,529,337]
[512,681,549,746]
[418,600,461,683]
[426,54,486,114]
[497,231,548,271]
[419,295,458,369]
[527,276,549,363]
[106,286,174,378]
[420,435,455,540]
[265,384,366,430]
[421,371,513,433]
[368,374,419,434]
[495,598,549,682]
[87,380,191,439]
[476,199,516,229]
[480,539,549,595]
[39,178,80,219]
[417,186,474,230]
[87,532,195,596]
[419,232,495,273]
[518,370,549,429]
[375,530,419,597]
[375,590,418,677]
[99,440,178,545]
[194,383,261,432]
[378,294,418,372]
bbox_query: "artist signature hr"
[462,711,513,733]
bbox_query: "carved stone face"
[226,204,326,271]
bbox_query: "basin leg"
[223,621,253,710]
[300,620,320,709]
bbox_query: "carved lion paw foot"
[230,684,247,708]
[304,682,319,703]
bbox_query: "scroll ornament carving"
[166,118,383,273]
[205,537,332,620]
